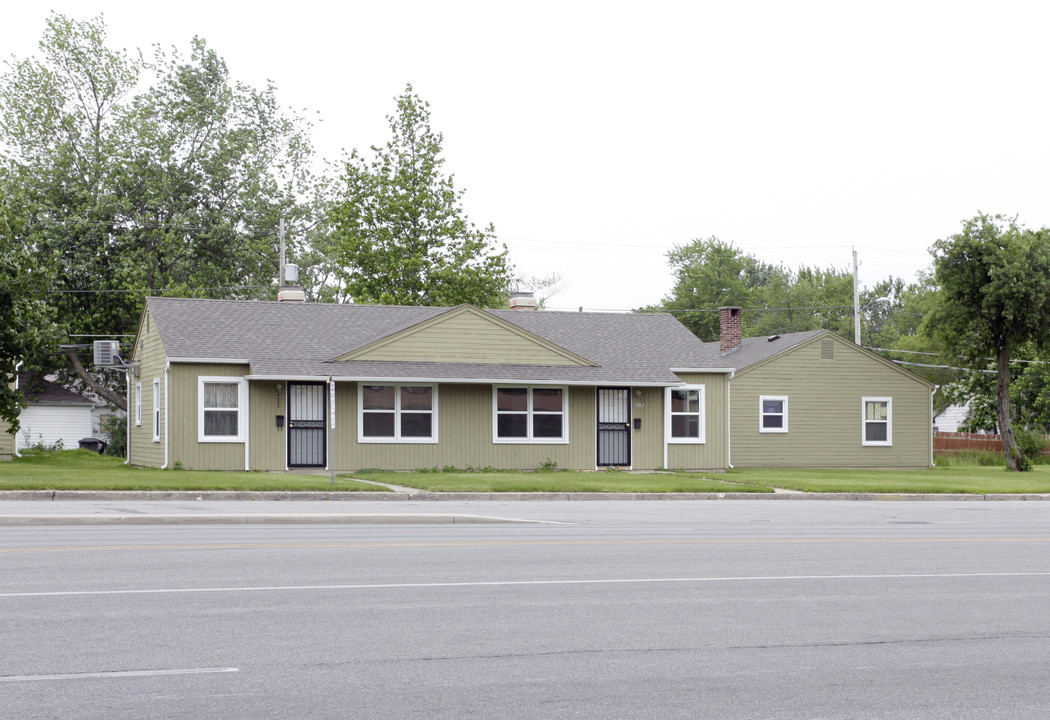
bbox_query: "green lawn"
[3,449,1050,495]
[350,469,772,493]
[0,450,383,492]
[710,465,1050,494]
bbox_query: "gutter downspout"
[930,385,938,468]
[244,379,250,472]
[160,361,170,469]
[12,361,22,458]
[727,369,735,469]
[124,367,131,465]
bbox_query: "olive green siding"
[249,380,287,471]
[666,373,730,471]
[630,386,666,470]
[729,335,933,468]
[334,384,597,470]
[128,307,168,468]
[167,363,249,471]
[341,308,590,366]
[0,420,13,461]
[139,372,735,472]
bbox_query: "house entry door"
[597,388,631,467]
[288,382,326,467]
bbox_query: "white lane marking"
[2,572,1049,599]
[0,667,239,682]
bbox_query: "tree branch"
[62,346,128,412]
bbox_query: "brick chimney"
[719,306,742,353]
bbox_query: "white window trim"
[492,386,569,444]
[862,396,893,447]
[198,376,249,443]
[135,382,142,426]
[357,384,439,444]
[759,395,789,434]
[152,379,161,442]
[665,385,706,444]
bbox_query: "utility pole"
[853,247,861,345]
[279,217,286,287]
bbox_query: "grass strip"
[0,451,383,492]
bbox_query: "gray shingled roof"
[701,330,827,370]
[18,375,96,406]
[144,297,734,385]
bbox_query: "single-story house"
[706,307,935,469]
[126,297,934,472]
[14,375,97,452]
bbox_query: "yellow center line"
[2,536,1050,554]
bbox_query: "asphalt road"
[2,500,1049,719]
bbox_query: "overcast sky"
[5,2,1049,311]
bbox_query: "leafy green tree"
[330,85,512,307]
[0,14,316,404]
[925,214,1050,470]
[656,237,858,341]
[940,346,1050,435]
[0,190,60,432]
[657,237,785,340]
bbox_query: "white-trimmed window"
[760,396,788,433]
[359,384,437,443]
[493,386,568,443]
[152,379,161,442]
[862,397,892,446]
[665,386,705,443]
[198,377,248,442]
[135,382,142,426]
[663,386,705,442]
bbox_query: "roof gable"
[331,305,597,367]
[731,331,935,388]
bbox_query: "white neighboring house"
[933,404,970,433]
[16,376,97,451]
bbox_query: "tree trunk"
[62,347,128,412]
[996,342,1023,471]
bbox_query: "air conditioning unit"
[93,340,121,366]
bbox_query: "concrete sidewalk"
[1,489,1048,526]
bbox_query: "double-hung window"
[198,377,248,442]
[862,397,892,446]
[759,396,788,433]
[135,382,142,426]
[493,387,567,443]
[665,386,705,443]
[359,384,437,443]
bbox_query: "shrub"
[102,414,127,458]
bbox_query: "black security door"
[288,382,326,467]
[596,388,631,466]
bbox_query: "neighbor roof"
[18,375,96,406]
[144,297,732,385]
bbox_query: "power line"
[868,347,1050,366]
[47,285,275,295]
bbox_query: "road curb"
[0,512,546,527]
[1,490,1049,502]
